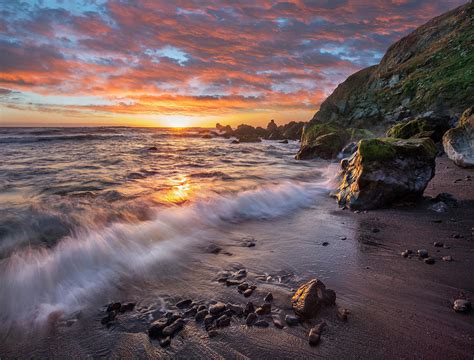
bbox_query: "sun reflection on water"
[157,175,193,204]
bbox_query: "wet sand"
[1,156,473,359]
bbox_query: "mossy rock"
[386,115,451,142]
[296,122,350,159]
[359,137,437,163]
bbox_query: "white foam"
[0,172,335,327]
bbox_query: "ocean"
[0,127,336,330]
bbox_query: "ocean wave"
[0,134,124,144]
[0,175,335,329]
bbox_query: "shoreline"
[1,156,472,359]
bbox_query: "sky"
[0,0,467,128]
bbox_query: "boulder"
[386,113,451,142]
[267,119,278,133]
[337,137,437,210]
[443,107,474,168]
[296,123,350,160]
[291,279,336,318]
[281,121,305,140]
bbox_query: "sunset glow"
[0,0,466,127]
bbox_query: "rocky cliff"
[299,2,473,159]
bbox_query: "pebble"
[285,315,299,326]
[401,250,410,258]
[227,303,244,317]
[453,299,471,313]
[101,311,116,325]
[184,307,197,317]
[208,329,219,338]
[246,313,257,326]
[217,315,231,327]
[244,302,255,315]
[197,305,207,312]
[432,219,442,223]
[243,289,254,297]
[340,236,347,240]
[162,319,185,337]
[176,299,193,309]
[322,242,329,246]
[433,242,443,247]
[372,228,380,233]
[254,320,269,328]
[264,292,273,302]
[204,315,214,328]
[119,302,136,313]
[106,302,121,312]
[424,257,435,265]
[337,308,350,321]
[261,303,271,314]
[206,244,222,254]
[148,318,169,338]
[308,329,320,346]
[195,309,209,322]
[159,337,171,347]
[209,302,226,315]
[442,255,453,262]
[238,283,249,292]
[417,249,429,258]
[272,317,284,329]
[452,233,462,239]
[226,279,242,287]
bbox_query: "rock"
[184,307,197,317]
[226,279,242,286]
[238,283,249,292]
[443,107,474,168]
[372,228,380,233]
[101,311,116,325]
[226,303,244,317]
[206,244,222,254]
[312,321,327,334]
[244,302,255,315]
[197,305,207,312]
[429,201,448,213]
[246,313,257,326]
[308,329,320,346]
[208,329,219,338]
[231,140,239,144]
[147,146,158,151]
[264,292,273,302]
[159,337,171,347]
[202,134,212,139]
[195,309,209,322]
[432,193,458,207]
[337,138,436,210]
[273,317,284,329]
[176,299,193,309]
[337,308,350,321]
[285,315,300,326]
[417,249,429,258]
[162,318,185,337]
[267,119,278,133]
[386,114,450,142]
[204,315,214,328]
[209,302,226,315]
[433,242,443,247]
[216,315,231,327]
[322,241,329,246]
[291,279,336,317]
[340,142,358,159]
[148,318,169,338]
[106,302,121,312]
[296,123,350,160]
[401,250,411,258]
[424,257,435,265]
[279,139,289,144]
[119,302,135,313]
[442,255,453,262]
[243,289,253,297]
[254,320,269,328]
[453,299,471,313]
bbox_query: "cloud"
[0,0,467,125]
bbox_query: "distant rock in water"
[443,107,474,168]
[337,138,437,210]
[298,3,474,159]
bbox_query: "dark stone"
[101,311,116,325]
[264,292,273,302]
[159,337,171,347]
[162,319,185,337]
[176,299,193,309]
[206,244,222,254]
[372,228,380,233]
[322,242,329,246]
[244,302,255,315]
[119,302,135,313]
[226,303,244,317]
[284,315,300,326]
[254,320,269,328]
[424,257,435,264]
[217,315,231,327]
[243,289,253,297]
[204,315,214,328]
[208,329,219,338]
[337,308,350,321]
[147,146,158,151]
[195,309,209,322]
[273,318,284,329]
[238,283,249,292]
[197,305,207,312]
[209,302,226,315]
[184,307,198,317]
[148,318,169,338]
[417,249,429,258]
[433,242,444,247]
[226,279,242,287]
[308,329,320,346]
[246,313,257,326]
[106,302,121,312]
[453,299,471,313]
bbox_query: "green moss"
[358,139,397,162]
[349,128,375,141]
[386,118,431,139]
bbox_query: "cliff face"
[308,2,474,133]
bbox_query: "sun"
[162,116,193,128]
